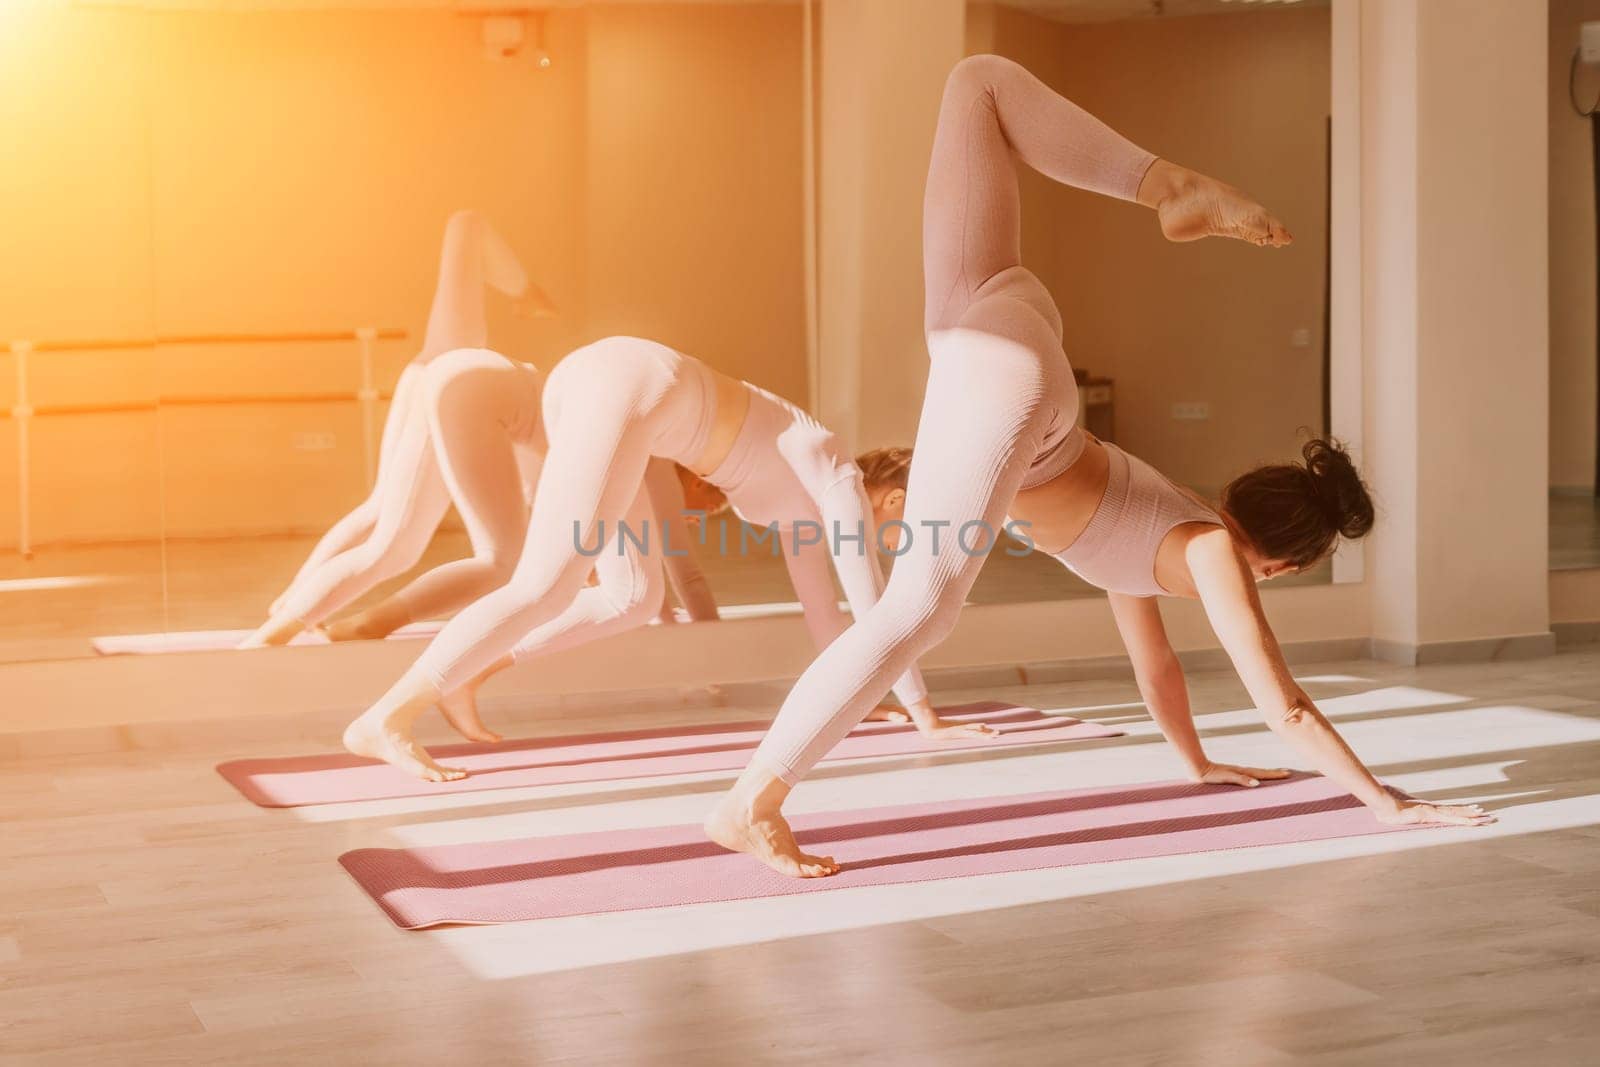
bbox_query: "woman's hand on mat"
[900,699,999,741]
[918,719,999,740]
[1193,762,1293,788]
[1374,794,1496,827]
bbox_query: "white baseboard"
[1370,631,1557,666]
[1554,620,1600,647]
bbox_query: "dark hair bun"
[1301,437,1374,540]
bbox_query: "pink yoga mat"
[91,622,442,656]
[219,703,1120,808]
[341,774,1434,928]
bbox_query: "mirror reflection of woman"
[340,340,987,780]
[705,54,1493,879]
[243,210,554,649]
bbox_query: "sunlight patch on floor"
[427,787,1600,980]
[344,695,1600,979]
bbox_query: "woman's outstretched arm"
[642,459,720,623]
[1108,592,1290,788]
[1184,528,1493,827]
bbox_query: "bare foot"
[342,709,467,783]
[704,794,839,879]
[1142,161,1291,247]
[863,704,911,724]
[322,612,396,643]
[237,614,305,649]
[437,686,502,744]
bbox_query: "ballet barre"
[6,329,407,558]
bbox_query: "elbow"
[1266,691,1319,732]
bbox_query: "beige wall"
[1412,0,1549,644]
[1364,0,1550,655]
[1551,0,1599,491]
[584,3,805,399]
[976,3,1332,491]
[815,0,965,452]
[0,2,804,548]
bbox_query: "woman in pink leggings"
[704,54,1492,878]
[244,210,553,648]
[341,340,988,780]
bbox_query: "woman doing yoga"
[705,54,1492,879]
[342,341,985,781]
[244,211,554,648]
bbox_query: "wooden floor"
[2,648,1597,1064]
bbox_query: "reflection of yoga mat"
[91,622,443,655]
[341,774,1432,929]
[219,703,1120,808]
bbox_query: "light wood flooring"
[1,649,1597,1064]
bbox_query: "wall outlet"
[292,431,337,452]
[1171,401,1210,421]
[1290,327,1313,348]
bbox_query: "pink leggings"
[273,211,535,625]
[280,349,543,627]
[409,337,715,693]
[749,54,1157,783]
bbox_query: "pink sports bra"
[1051,443,1223,598]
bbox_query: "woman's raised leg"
[416,210,533,362]
[710,53,1289,878]
[923,54,1287,331]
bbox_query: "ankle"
[729,766,792,817]
[1136,160,1195,210]
[372,678,444,729]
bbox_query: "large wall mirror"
[0,0,1350,666]
[1552,0,1600,572]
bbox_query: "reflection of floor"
[1552,491,1600,570]
[0,514,1334,660]
[3,650,1597,1061]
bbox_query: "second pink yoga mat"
[340,774,1435,928]
[218,702,1122,807]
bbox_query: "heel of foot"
[703,806,751,856]
[341,721,376,759]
